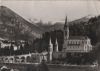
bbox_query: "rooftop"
[68,36,89,40]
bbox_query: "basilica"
[47,16,93,62]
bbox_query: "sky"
[1,0,100,24]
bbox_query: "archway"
[26,56,31,63]
[5,58,8,63]
[9,58,14,63]
[21,56,25,63]
[14,56,18,62]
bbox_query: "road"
[0,63,99,71]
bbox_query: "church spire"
[48,36,53,52]
[64,16,69,40]
[65,16,67,26]
[64,16,67,29]
[48,36,53,62]
[55,38,58,52]
[49,37,52,45]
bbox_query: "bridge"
[0,52,48,64]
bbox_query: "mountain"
[0,6,43,40]
[0,5,91,40]
[36,16,90,32]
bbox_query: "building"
[47,16,93,62]
[62,16,92,53]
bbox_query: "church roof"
[68,36,89,40]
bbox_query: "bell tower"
[63,16,69,40]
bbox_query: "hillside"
[0,6,43,40]
[35,16,90,32]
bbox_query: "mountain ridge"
[35,16,90,32]
[0,6,43,40]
